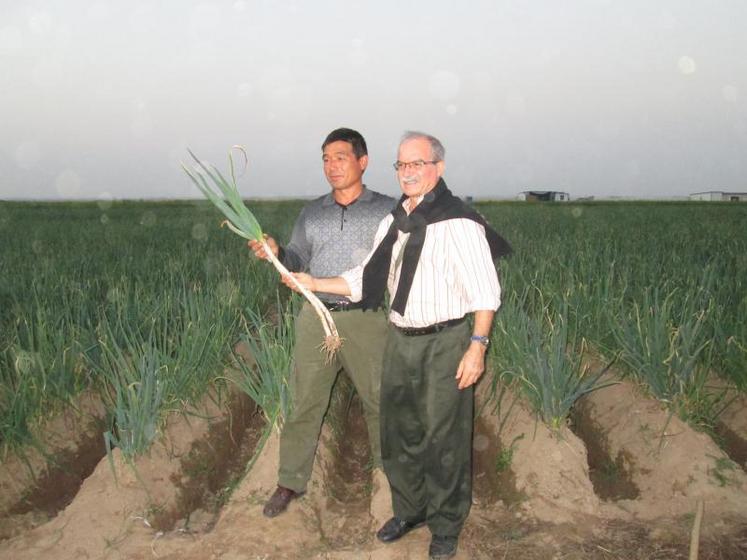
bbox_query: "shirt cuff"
[340,267,363,302]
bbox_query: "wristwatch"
[470,335,489,347]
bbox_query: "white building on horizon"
[690,191,747,201]
[518,191,570,202]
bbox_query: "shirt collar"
[322,185,372,207]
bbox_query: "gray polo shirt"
[281,187,396,303]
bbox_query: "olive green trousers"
[380,319,474,537]
[278,303,388,492]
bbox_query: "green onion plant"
[182,148,341,360]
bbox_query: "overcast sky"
[1,1,746,201]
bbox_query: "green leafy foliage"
[182,148,263,242]
[232,294,297,429]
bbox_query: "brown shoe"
[263,485,303,518]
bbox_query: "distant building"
[518,191,570,202]
[690,191,747,201]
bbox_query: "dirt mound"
[475,382,600,523]
[0,392,106,540]
[716,391,747,470]
[573,375,747,523]
[2,375,747,559]
[0,389,262,560]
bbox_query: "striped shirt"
[341,215,501,328]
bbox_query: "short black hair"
[322,128,368,159]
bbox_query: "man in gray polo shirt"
[249,128,395,519]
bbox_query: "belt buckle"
[327,300,355,312]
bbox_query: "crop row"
[1,199,745,462]
[0,200,300,457]
[480,201,746,434]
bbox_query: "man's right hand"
[248,234,279,261]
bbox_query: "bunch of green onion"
[182,147,342,360]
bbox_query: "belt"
[323,300,363,312]
[393,317,466,336]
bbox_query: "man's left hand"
[455,343,487,389]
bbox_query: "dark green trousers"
[380,319,474,537]
[278,303,388,492]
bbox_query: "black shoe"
[429,535,458,559]
[262,485,304,518]
[376,516,426,543]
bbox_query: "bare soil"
[1,371,746,559]
[715,391,747,470]
[0,391,107,540]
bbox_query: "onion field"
[1,198,746,559]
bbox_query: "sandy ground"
[1,371,746,559]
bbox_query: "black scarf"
[360,178,512,313]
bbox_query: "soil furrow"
[575,374,747,523]
[0,387,264,560]
[0,392,106,541]
[715,392,747,470]
[474,381,599,523]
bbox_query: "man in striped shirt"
[284,131,510,560]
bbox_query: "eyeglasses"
[392,160,439,172]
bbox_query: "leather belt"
[393,317,466,336]
[323,300,363,312]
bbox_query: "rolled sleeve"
[448,219,501,312]
[340,266,364,302]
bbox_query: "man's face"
[396,138,444,199]
[322,140,367,192]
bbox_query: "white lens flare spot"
[100,214,110,225]
[15,142,41,170]
[678,56,696,75]
[440,453,455,467]
[217,279,239,305]
[29,11,53,34]
[55,170,82,198]
[659,11,677,30]
[237,82,253,97]
[446,104,458,115]
[203,255,220,274]
[722,85,738,103]
[106,287,122,303]
[473,434,489,452]
[140,211,157,226]
[571,207,583,218]
[191,223,208,241]
[429,70,460,101]
[14,350,38,375]
[97,192,114,210]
